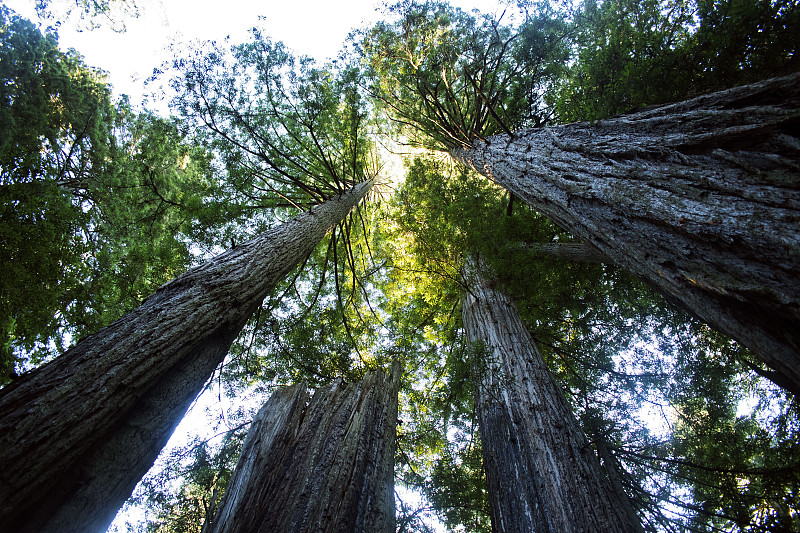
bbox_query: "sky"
[5,0,509,106]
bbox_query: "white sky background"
[5,0,510,105]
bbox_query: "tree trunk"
[452,73,800,395]
[0,180,373,533]
[461,257,642,533]
[205,363,399,533]
[520,242,607,264]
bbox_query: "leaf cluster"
[361,0,570,149]
[552,0,800,122]
[126,428,247,533]
[169,30,380,213]
[1,9,225,381]
[34,0,141,31]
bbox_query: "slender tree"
[461,256,643,532]
[0,179,373,533]
[205,363,399,533]
[453,73,800,394]
[169,32,386,351]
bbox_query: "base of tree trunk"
[462,257,642,532]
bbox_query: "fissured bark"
[453,74,800,394]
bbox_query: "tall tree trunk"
[0,180,373,533]
[520,241,607,263]
[461,257,643,533]
[452,73,800,395]
[205,363,399,533]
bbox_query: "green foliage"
[131,430,246,533]
[5,3,799,532]
[363,0,800,134]
[552,0,696,121]
[34,0,141,31]
[0,180,86,374]
[663,327,799,531]
[214,191,394,394]
[170,30,380,213]
[691,0,800,89]
[0,7,112,182]
[362,0,570,149]
[552,0,800,121]
[165,31,388,368]
[65,107,220,336]
[593,318,800,532]
[0,9,222,381]
[424,434,491,532]
[1,6,112,376]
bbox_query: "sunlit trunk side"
[462,257,643,533]
[0,180,373,533]
[205,363,399,533]
[453,74,800,395]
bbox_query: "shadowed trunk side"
[462,256,643,533]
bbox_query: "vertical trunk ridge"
[462,257,642,533]
[206,362,399,533]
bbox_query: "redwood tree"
[453,74,800,394]
[0,179,372,533]
[205,364,399,533]
[366,2,800,395]
[461,257,643,532]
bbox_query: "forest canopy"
[1,1,799,532]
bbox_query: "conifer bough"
[0,180,373,533]
[453,74,800,394]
